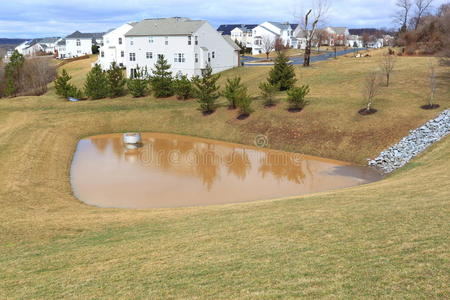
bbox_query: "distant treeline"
[0,38,28,45]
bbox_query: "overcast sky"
[0,0,447,38]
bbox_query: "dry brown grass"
[0,52,448,299]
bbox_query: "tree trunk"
[367,100,372,111]
[303,42,311,67]
[387,74,390,87]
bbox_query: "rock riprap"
[368,109,450,173]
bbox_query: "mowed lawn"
[0,51,449,299]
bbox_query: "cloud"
[0,0,447,38]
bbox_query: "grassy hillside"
[0,52,448,299]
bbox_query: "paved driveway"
[241,48,366,66]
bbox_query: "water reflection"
[71,133,383,209]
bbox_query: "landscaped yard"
[0,51,449,298]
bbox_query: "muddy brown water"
[70,133,383,209]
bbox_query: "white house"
[324,27,350,46]
[346,35,363,48]
[367,38,384,49]
[39,37,62,55]
[55,39,67,59]
[124,17,240,78]
[65,31,104,59]
[97,22,136,70]
[217,24,258,49]
[251,22,296,55]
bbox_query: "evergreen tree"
[4,50,25,97]
[173,74,193,100]
[84,64,109,99]
[268,52,296,91]
[54,69,83,99]
[223,76,245,109]
[150,55,173,98]
[192,65,221,114]
[127,66,149,97]
[287,85,310,111]
[259,81,278,107]
[107,62,126,98]
[235,87,253,118]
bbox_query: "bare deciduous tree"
[363,71,382,112]
[413,0,434,30]
[380,52,397,87]
[261,35,275,59]
[394,0,413,32]
[428,60,438,107]
[299,0,329,67]
[17,57,56,96]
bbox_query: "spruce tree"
[193,65,221,114]
[127,66,149,97]
[107,62,126,98]
[268,52,296,91]
[235,87,253,118]
[259,81,278,107]
[4,50,25,97]
[173,74,193,100]
[150,55,173,98]
[287,85,310,111]
[54,69,83,99]
[223,77,245,109]
[84,64,109,99]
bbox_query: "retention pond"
[70,133,382,209]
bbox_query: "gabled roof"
[125,18,206,37]
[326,27,349,35]
[217,24,258,35]
[40,37,61,44]
[56,39,66,46]
[267,22,296,31]
[222,35,241,50]
[66,31,105,39]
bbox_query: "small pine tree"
[4,50,25,97]
[259,81,278,107]
[54,69,83,99]
[268,52,296,91]
[192,65,221,114]
[127,66,149,98]
[150,55,173,98]
[107,62,126,98]
[235,87,253,118]
[173,74,193,100]
[223,77,245,109]
[84,64,109,99]
[54,69,72,97]
[287,85,310,111]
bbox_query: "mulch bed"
[288,107,304,113]
[358,108,378,115]
[420,104,440,110]
[237,113,250,120]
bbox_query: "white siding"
[98,24,133,70]
[65,38,93,58]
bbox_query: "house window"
[121,51,124,57]
[194,36,198,45]
[118,37,122,45]
[130,68,137,79]
[77,50,81,54]
[149,37,154,43]
[76,39,81,46]
[146,52,153,59]
[208,53,211,62]
[158,54,164,59]
[174,53,185,63]
[212,51,215,59]
[129,53,136,61]
[119,63,123,67]
[165,37,169,45]
[130,39,134,46]
[195,53,198,63]
[188,36,192,45]
[101,51,104,57]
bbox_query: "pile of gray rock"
[368,109,450,173]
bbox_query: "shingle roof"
[66,31,105,39]
[57,39,66,46]
[222,35,241,50]
[327,27,349,35]
[217,24,258,35]
[268,22,296,31]
[40,37,61,44]
[125,18,206,36]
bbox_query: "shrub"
[127,66,149,98]
[18,57,56,96]
[259,82,278,107]
[193,65,220,114]
[173,74,193,100]
[4,50,25,97]
[84,64,109,99]
[268,52,296,91]
[107,62,126,98]
[223,77,245,109]
[150,55,173,98]
[287,85,310,111]
[235,87,253,118]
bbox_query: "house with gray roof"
[324,27,350,46]
[123,17,239,78]
[251,21,297,55]
[64,31,105,59]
